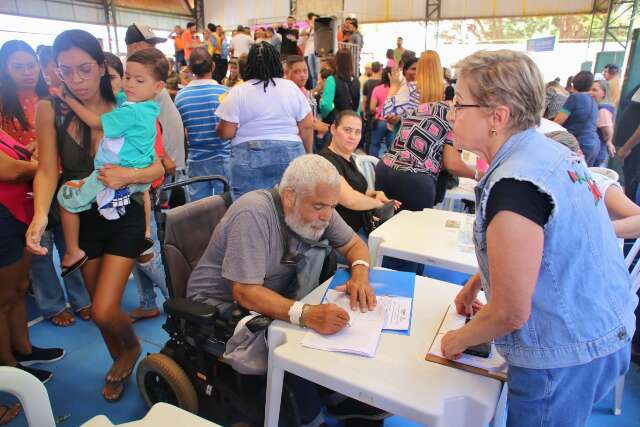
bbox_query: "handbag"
[222,313,272,375]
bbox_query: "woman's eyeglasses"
[449,102,483,119]
[55,62,98,82]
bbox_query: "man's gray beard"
[285,207,329,241]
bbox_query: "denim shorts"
[230,140,305,200]
[0,203,27,268]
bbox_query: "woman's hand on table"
[441,329,468,359]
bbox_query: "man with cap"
[125,23,187,321]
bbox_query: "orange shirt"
[174,33,185,51]
[182,31,197,60]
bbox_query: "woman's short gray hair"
[594,79,612,104]
[279,154,341,196]
[454,50,546,132]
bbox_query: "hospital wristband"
[288,301,305,326]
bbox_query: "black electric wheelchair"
[135,177,308,426]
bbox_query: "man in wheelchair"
[186,155,389,425]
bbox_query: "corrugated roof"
[116,0,192,17]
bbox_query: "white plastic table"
[265,275,505,427]
[441,177,477,211]
[368,208,478,274]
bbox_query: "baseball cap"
[125,23,166,46]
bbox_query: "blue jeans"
[30,224,91,318]
[305,55,319,89]
[230,140,305,200]
[187,157,231,202]
[506,345,630,427]
[369,120,394,158]
[132,214,168,310]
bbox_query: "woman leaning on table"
[440,50,636,426]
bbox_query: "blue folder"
[324,268,416,335]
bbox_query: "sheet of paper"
[302,290,386,357]
[377,295,412,330]
[428,304,508,374]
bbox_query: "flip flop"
[129,307,160,323]
[61,255,88,278]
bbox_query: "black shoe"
[326,399,391,421]
[17,364,53,384]
[15,346,65,366]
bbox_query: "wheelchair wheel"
[136,353,198,414]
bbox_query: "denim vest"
[474,128,637,369]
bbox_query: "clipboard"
[425,306,507,382]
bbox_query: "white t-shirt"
[536,117,565,134]
[216,78,311,145]
[230,33,254,57]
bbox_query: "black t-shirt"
[277,27,299,55]
[319,147,369,232]
[362,79,381,114]
[485,179,553,228]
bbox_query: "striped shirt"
[175,79,230,162]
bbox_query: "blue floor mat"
[3,277,639,427]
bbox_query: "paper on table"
[429,304,508,374]
[377,295,412,330]
[302,290,386,357]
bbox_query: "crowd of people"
[0,12,639,427]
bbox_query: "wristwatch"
[351,260,370,269]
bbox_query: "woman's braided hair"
[243,41,283,92]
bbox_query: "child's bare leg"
[60,208,86,268]
[143,191,151,241]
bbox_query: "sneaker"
[17,364,53,384]
[15,346,65,366]
[326,399,391,421]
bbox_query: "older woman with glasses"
[441,50,636,426]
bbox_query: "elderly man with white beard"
[187,154,376,333]
[187,154,389,425]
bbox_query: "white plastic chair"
[0,366,56,427]
[613,238,640,415]
[353,153,379,192]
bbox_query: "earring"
[490,128,497,136]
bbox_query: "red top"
[0,129,33,224]
[4,91,38,149]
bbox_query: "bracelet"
[299,304,311,328]
[288,301,305,326]
[351,259,370,269]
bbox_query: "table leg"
[264,366,285,427]
[489,383,508,427]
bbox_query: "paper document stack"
[301,290,386,357]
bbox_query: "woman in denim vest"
[441,50,636,426]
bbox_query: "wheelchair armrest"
[163,298,218,326]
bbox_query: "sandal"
[129,307,160,323]
[50,309,75,327]
[61,254,88,278]
[0,403,20,425]
[76,307,92,321]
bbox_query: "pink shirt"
[596,108,613,129]
[371,84,390,120]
